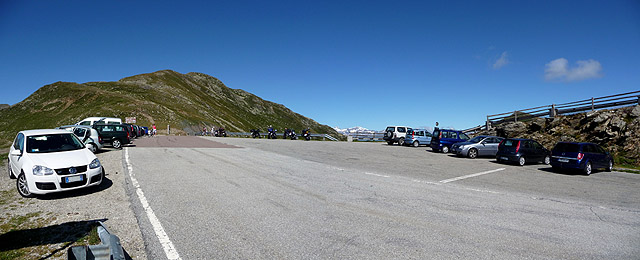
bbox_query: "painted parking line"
[439,168,506,184]
[364,172,391,178]
[125,148,182,260]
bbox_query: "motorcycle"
[302,129,311,141]
[268,129,277,139]
[250,129,261,138]
[289,129,298,140]
[215,128,227,137]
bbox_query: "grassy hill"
[0,70,340,147]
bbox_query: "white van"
[76,117,123,126]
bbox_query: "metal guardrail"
[344,132,386,142]
[68,221,125,260]
[462,91,640,134]
[209,132,339,141]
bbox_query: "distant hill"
[0,70,340,147]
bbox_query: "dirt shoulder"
[0,147,147,259]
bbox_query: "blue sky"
[1,1,639,131]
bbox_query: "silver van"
[404,128,432,147]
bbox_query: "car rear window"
[502,139,519,147]
[406,130,414,135]
[385,127,395,132]
[553,143,579,153]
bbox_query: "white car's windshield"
[26,133,84,153]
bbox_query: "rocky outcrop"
[481,105,640,166]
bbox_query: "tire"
[17,172,34,198]
[87,143,97,153]
[606,159,613,172]
[412,141,419,147]
[387,141,394,145]
[518,156,526,166]
[7,159,16,179]
[543,155,551,165]
[468,148,478,159]
[584,162,592,175]
[442,146,449,153]
[398,137,405,146]
[112,139,122,149]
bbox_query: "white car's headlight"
[33,165,54,176]
[89,158,101,169]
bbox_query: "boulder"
[631,105,640,117]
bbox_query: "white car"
[76,117,122,126]
[7,129,104,198]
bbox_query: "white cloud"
[544,58,602,82]
[492,51,509,69]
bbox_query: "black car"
[496,138,550,166]
[550,142,613,175]
[93,124,131,149]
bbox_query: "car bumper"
[26,167,103,195]
[496,154,520,163]
[452,146,469,156]
[550,157,584,169]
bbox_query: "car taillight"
[127,131,130,140]
[577,153,584,160]
[515,141,521,153]
[99,136,103,144]
[439,132,442,138]
[499,139,505,147]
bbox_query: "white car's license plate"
[65,175,83,183]
[500,157,508,161]
[559,159,569,163]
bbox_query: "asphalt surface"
[126,136,640,259]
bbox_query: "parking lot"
[126,136,640,259]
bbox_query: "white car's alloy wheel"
[17,173,33,198]
[518,156,526,166]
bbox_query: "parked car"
[93,124,131,149]
[383,126,410,145]
[7,129,105,197]
[76,117,122,126]
[496,138,550,166]
[141,126,149,136]
[404,128,432,147]
[430,129,470,153]
[452,135,504,158]
[550,142,613,175]
[56,125,104,153]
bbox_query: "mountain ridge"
[0,70,340,147]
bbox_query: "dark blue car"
[430,129,470,153]
[550,142,613,175]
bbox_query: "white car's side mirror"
[10,150,22,156]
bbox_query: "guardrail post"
[591,97,595,111]
[486,115,491,131]
[550,104,556,118]
[514,111,518,122]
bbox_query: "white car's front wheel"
[17,172,33,198]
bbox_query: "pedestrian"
[152,124,157,136]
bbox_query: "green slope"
[0,70,340,147]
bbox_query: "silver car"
[404,128,432,147]
[451,135,504,158]
[57,125,104,153]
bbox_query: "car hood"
[28,149,95,168]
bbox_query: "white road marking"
[364,172,390,178]
[125,148,182,260]
[439,168,506,184]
